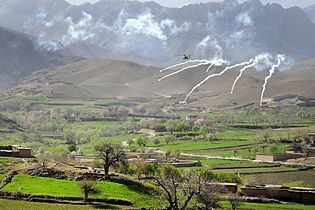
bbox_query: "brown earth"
[7,57,315,108]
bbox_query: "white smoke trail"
[160,59,209,72]
[206,63,214,72]
[183,59,253,103]
[230,58,255,94]
[206,58,226,72]
[159,61,211,81]
[260,54,285,106]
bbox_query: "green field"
[243,170,315,188]
[200,159,249,166]
[213,166,299,174]
[2,174,160,208]
[0,173,5,183]
[192,144,292,159]
[200,159,277,169]
[155,140,254,151]
[1,96,315,210]
[0,199,129,210]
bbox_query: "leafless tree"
[154,165,192,210]
[154,165,222,210]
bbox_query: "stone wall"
[241,185,315,204]
[256,153,304,162]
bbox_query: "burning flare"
[160,59,209,72]
[260,54,285,106]
[183,59,253,103]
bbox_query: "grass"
[0,173,5,182]
[192,144,292,159]
[0,157,24,165]
[215,129,257,140]
[0,199,127,210]
[155,140,254,151]
[200,159,277,169]
[199,159,248,166]
[220,201,315,210]
[213,166,299,174]
[243,170,315,187]
[2,174,160,208]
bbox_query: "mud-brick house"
[0,145,32,158]
[11,145,32,157]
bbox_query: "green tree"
[233,149,238,157]
[136,136,148,147]
[95,143,126,180]
[164,135,174,145]
[127,139,134,146]
[165,120,177,134]
[68,144,77,153]
[192,125,200,140]
[177,121,190,135]
[153,138,161,146]
[78,181,101,202]
[199,126,209,140]
[269,145,278,154]
[144,163,158,178]
[64,129,76,144]
[173,151,181,160]
[132,160,147,180]
[165,150,172,161]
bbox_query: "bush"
[215,173,242,184]
[78,180,101,202]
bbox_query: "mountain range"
[1,0,315,64]
[0,25,82,88]
[1,0,315,107]
[7,56,315,107]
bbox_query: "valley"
[0,0,315,209]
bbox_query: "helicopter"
[182,54,191,60]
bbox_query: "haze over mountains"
[1,0,315,64]
[0,25,82,88]
[8,57,315,107]
[1,0,315,106]
[304,4,315,23]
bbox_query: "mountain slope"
[0,113,25,132]
[7,57,315,107]
[0,25,83,88]
[0,0,315,63]
[304,5,315,23]
[7,59,159,98]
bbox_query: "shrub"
[78,180,101,202]
[215,173,242,184]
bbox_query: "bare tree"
[95,143,126,180]
[195,185,225,210]
[154,165,220,210]
[261,128,272,143]
[154,164,190,210]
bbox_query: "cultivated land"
[0,96,315,209]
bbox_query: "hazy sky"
[66,0,315,8]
